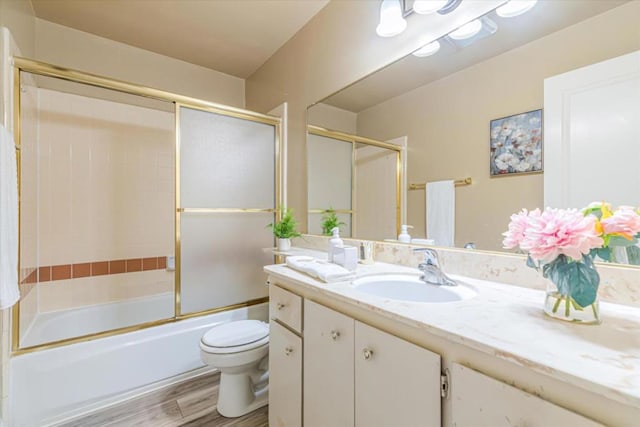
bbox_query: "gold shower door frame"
[306,125,403,237]
[12,58,282,355]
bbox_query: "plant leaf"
[546,256,599,307]
[590,247,611,262]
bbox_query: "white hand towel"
[426,180,455,247]
[286,256,355,283]
[0,125,19,309]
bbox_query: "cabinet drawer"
[269,284,302,333]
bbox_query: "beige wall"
[355,2,640,251]
[246,1,504,231]
[0,0,35,58]
[308,103,357,134]
[35,19,245,108]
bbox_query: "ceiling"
[31,0,330,79]
[322,0,628,112]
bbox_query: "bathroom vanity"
[265,261,640,427]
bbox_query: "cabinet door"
[269,321,302,427]
[355,321,441,427]
[304,300,355,427]
[451,363,603,427]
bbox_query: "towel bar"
[408,177,472,190]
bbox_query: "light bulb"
[412,0,448,14]
[376,0,407,37]
[448,19,482,40]
[496,0,538,18]
[412,40,441,57]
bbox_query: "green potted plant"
[267,207,301,251]
[321,208,345,236]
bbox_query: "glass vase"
[543,280,601,324]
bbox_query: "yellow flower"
[594,219,604,236]
[600,201,613,219]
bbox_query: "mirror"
[306,0,640,264]
[306,121,403,241]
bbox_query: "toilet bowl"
[200,320,269,418]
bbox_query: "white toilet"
[200,319,269,417]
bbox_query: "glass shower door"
[178,105,279,315]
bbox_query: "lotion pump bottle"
[328,227,343,262]
[398,224,413,243]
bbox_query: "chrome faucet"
[413,248,457,286]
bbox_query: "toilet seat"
[200,320,269,354]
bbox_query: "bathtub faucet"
[413,248,457,286]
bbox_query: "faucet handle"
[413,247,439,266]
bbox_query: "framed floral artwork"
[490,109,543,176]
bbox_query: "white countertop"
[264,261,640,408]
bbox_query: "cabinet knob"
[362,348,374,360]
[330,330,340,341]
[285,347,294,356]
[266,280,271,286]
[276,302,286,310]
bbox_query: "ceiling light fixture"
[412,0,448,15]
[412,40,441,57]
[448,19,482,40]
[446,16,497,47]
[495,0,538,18]
[376,0,407,37]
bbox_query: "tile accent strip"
[20,256,171,284]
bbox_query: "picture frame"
[490,109,543,177]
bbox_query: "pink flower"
[521,208,603,263]
[502,209,539,249]
[601,206,640,240]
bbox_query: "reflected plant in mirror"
[583,203,640,265]
[321,208,346,236]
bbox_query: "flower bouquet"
[503,203,640,324]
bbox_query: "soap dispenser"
[328,227,343,262]
[398,224,413,243]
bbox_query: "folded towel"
[286,256,355,283]
[0,125,19,309]
[426,180,455,247]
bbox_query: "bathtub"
[9,302,268,426]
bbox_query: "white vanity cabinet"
[269,286,303,427]
[266,270,619,427]
[450,363,604,427]
[303,299,442,427]
[303,299,355,427]
[355,321,441,427]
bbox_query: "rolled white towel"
[286,256,355,283]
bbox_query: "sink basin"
[352,274,476,303]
